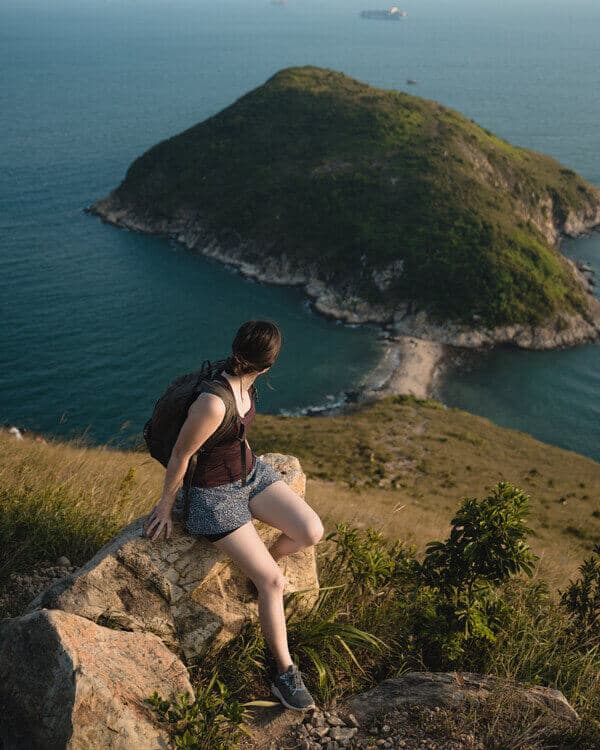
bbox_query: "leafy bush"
[146,671,254,750]
[418,482,538,658]
[560,544,600,646]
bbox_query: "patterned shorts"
[177,457,283,542]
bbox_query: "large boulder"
[0,608,193,750]
[349,671,579,724]
[25,453,319,660]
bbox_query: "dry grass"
[252,396,600,585]
[0,429,164,525]
[1,394,598,587]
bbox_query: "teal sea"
[1,0,599,458]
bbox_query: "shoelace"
[281,668,304,695]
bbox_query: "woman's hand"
[144,499,173,541]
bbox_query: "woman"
[143,319,324,711]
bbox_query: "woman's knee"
[297,514,324,547]
[255,568,287,594]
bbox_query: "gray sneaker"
[270,664,316,710]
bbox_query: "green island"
[89,65,600,330]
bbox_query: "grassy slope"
[109,66,599,327]
[2,397,598,590]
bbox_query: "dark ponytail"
[223,319,283,391]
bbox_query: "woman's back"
[191,372,256,487]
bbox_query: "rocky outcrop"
[90,186,600,405]
[87,194,600,366]
[25,453,319,661]
[0,608,193,750]
[348,672,579,724]
[86,197,393,326]
[0,557,75,619]
[392,298,600,351]
[1,453,319,749]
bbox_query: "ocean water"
[1,0,599,457]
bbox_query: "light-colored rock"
[87,191,600,414]
[87,191,600,342]
[392,299,600,351]
[349,671,579,724]
[0,608,193,750]
[26,453,319,661]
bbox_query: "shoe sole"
[270,683,316,711]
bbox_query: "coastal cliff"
[86,66,600,397]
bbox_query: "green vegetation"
[154,487,599,748]
[1,416,599,747]
[146,672,254,750]
[105,66,600,327]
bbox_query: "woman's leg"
[248,480,324,562]
[210,520,293,674]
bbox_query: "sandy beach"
[353,335,450,404]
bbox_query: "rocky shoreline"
[85,195,600,408]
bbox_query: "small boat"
[407,79,417,85]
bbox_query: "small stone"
[56,556,71,568]
[376,741,386,747]
[382,725,390,733]
[315,726,330,738]
[329,727,358,742]
[300,741,311,750]
[347,713,360,727]
[327,715,345,727]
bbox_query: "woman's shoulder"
[189,390,227,419]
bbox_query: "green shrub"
[560,544,600,646]
[146,671,253,750]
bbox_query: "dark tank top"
[191,372,256,488]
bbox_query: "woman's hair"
[224,320,282,379]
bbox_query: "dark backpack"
[143,357,258,522]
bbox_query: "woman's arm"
[144,393,226,541]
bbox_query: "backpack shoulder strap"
[194,378,239,450]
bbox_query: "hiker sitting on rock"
[143,319,324,710]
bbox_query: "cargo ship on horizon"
[360,7,408,20]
